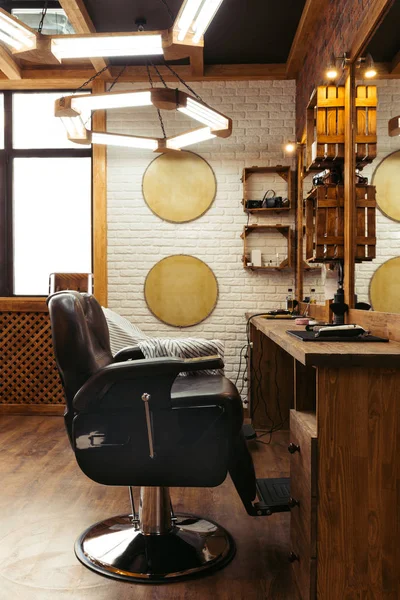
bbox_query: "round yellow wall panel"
[370,257,400,314]
[142,151,216,223]
[144,255,218,327]
[372,150,400,221]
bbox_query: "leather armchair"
[47,291,289,583]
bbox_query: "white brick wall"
[106,80,297,383]
[355,80,400,304]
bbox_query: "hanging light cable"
[147,61,167,140]
[55,55,232,151]
[37,0,48,34]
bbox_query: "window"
[11,7,74,35]
[0,91,92,297]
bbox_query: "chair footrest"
[254,477,290,515]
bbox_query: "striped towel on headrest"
[102,308,224,376]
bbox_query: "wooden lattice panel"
[0,311,64,405]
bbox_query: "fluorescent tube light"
[192,0,224,43]
[60,115,90,143]
[0,8,37,52]
[91,132,158,150]
[166,127,216,150]
[51,34,163,61]
[71,91,152,113]
[178,97,229,130]
[176,0,202,41]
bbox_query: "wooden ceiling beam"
[0,45,21,80]
[58,0,111,77]
[286,0,326,79]
[0,63,287,89]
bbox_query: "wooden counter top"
[247,316,400,368]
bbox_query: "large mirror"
[354,0,400,313]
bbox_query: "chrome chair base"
[75,513,236,583]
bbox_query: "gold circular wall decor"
[142,151,216,223]
[372,150,400,221]
[144,255,218,327]
[370,257,400,314]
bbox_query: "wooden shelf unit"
[241,165,293,213]
[305,85,377,171]
[241,224,293,271]
[305,184,376,264]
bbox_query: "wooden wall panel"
[249,324,294,430]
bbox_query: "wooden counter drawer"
[290,527,317,600]
[289,410,318,599]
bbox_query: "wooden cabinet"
[289,410,318,600]
[248,316,400,599]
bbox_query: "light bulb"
[364,53,376,79]
[365,68,377,79]
[285,142,296,154]
[326,53,338,80]
[326,68,339,80]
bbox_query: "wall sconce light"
[363,53,377,78]
[284,142,297,154]
[325,54,339,81]
[357,53,377,79]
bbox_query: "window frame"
[0,89,93,297]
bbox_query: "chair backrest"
[49,273,93,295]
[47,291,113,415]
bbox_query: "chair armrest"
[73,357,185,412]
[179,355,224,373]
[113,345,145,362]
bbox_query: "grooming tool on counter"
[315,324,367,338]
[295,317,310,325]
[260,309,297,320]
[287,325,389,343]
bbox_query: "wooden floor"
[0,416,300,600]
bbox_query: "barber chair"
[47,291,290,583]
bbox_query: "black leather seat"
[47,291,284,584]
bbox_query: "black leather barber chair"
[47,291,290,583]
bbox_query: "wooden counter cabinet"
[247,316,400,599]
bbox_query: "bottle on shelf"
[310,288,316,304]
[286,288,294,311]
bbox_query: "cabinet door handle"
[288,497,300,509]
[288,552,299,563]
[288,442,300,454]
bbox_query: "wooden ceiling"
[83,0,307,65]
[366,0,400,74]
[0,0,399,88]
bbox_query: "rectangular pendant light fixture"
[91,132,159,151]
[166,127,216,150]
[71,91,153,113]
[174,0,224,44]
[60,115,90,144]
[192,0,224,43]
[178,97,229,131]
[0,7,37,52]
[51,33,163,62]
